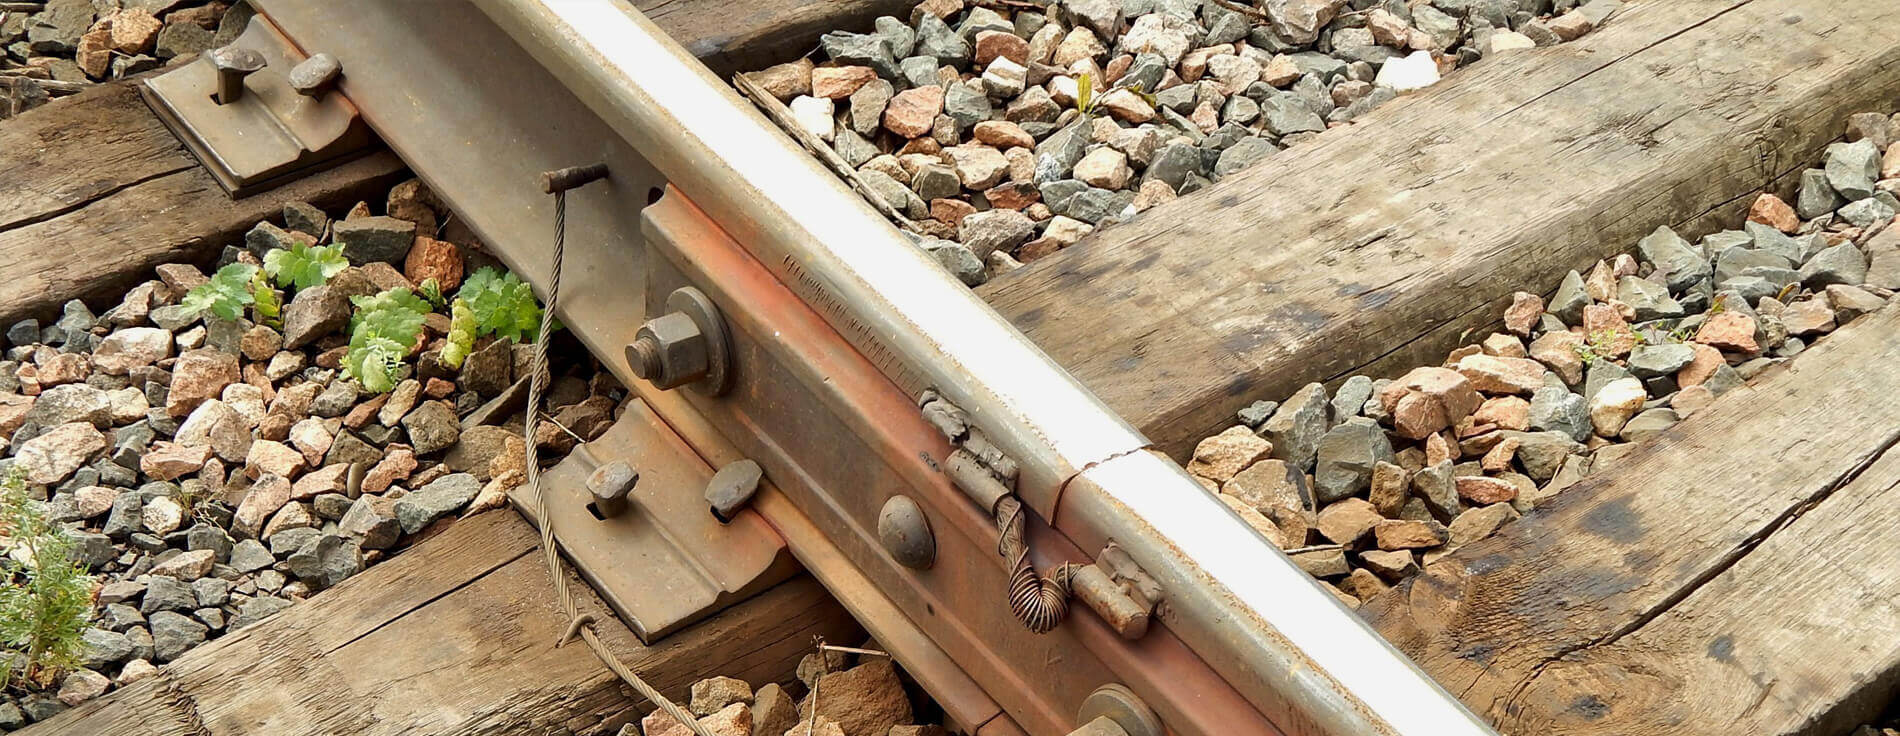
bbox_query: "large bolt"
[1075,685,1163,736]
[626,335,664,380]
[207,46,266,105]
[624,311,708,389]
[289,53,341,98]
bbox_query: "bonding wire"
[531,188,716,736]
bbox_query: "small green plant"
[343,288,431,393]
[180,263,259,322]
[261,241,347,291]
[1572,327,1627,364]
[249,269,282,329]
[417,277,447,311]
[456,267,546,344]
[0,470,94,689]
[1073,73,1154,117]
[442,297,477,370]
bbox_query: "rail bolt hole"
[646,187,664,205]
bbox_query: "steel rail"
[468,1,1495,734]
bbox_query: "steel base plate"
[140,14,373,198]
[512,399,799,642]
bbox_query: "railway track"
[3,0,1899,734]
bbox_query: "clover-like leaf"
[181,263,258,323]
[457,267,547,344]
[262,241,348,291]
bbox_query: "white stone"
[107,387,148,425]
[1072,147,1132,189]
[92,327,173,375]
[1589,377,1647,438]
[1206,54,1262,95]
[944,145,1011,190]
[221,382,267,428]
[1374,50,1440,93]
[143,496,186,536]
[788,95,836,141]
[1119,13,1191,66]
[1048,75,1080,106]
[981,57,1027,98]
[1042,216,1095,246]
[1484,31,1536,55]
[14,423,105,485]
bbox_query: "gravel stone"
[148,610,207,662]
[228,538,275,573]
[400,401,461,455]
[283,534,364,591]
[957,210,1036,259]
[395,472,482,534]
[1626,343,1696,378]
[1825,139,1881,202]
[1312,418,1394,503]
[228,595,293,631]
[1260,382,1330,470]
[332,216,417,265]
[140,575,196,614]
[1800,243,1868,289]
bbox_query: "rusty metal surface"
[247,1,1498,733]
[515,398,798,641]
[1057,451,1494,735]
[634,368,1014,736]
[247,0,664,376]
[141,15,370,197]
[474,2,1492,730]
[642,191,1276,736]
[471,0,1147,520]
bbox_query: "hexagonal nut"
[631,311,708,389]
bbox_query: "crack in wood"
[159,671,214,736]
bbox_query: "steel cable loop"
[529,190,717,736]
[993,496,1076,634]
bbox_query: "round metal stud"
[877,495,935,570]
[1077,684,1163,736]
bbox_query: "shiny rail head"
[471,0,1151,513]
[1060,450,1497,736]
[461,2,1498,734]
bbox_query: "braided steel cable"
[529,186,716,736]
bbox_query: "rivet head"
[877,495,935,570]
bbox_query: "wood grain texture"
[1358,304,1900,734]
[0,82,191,233]
[979,0,1900,458]
[24,511,859,736]
[0,77,407,328]
[641,0,915,78]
